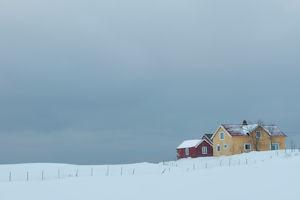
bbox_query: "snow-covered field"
[0,150,299,200]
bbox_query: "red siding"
[177,140,213,159]
[196,140,213,157]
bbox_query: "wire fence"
[1,149,299,183]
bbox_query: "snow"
[222,124,258,135]
[222,124,285,136]
[241,124,258,134]
[0,150,299,200]
[177,139,201,149]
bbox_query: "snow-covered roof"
[263,125,286,136]
[202,134,213,145]
[222,124,258,136]
[177,140,201,149]
[221,124,286,136]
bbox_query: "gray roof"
[221,124,286,136]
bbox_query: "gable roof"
[221,124,286,137]
[263,125,287,136]
[177,140,201,149]
[177,138,213,149]
[202,134,213,144]
[203,134,213,139]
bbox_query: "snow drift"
[0,150,299,200]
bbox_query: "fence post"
[245,158,248,165]
[42,171,44,181]
[58,169,60,179]
[106,165,109,176]
[26,171,29,181]
[193,164,195,171]
[120,167,123,176]
[91,168,94,176]
[132,168,135,175]
[9,172,12,182]
[205,163,208,169]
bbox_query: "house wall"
[189,147,200,158]
[249,126,272,151]
[213,126,287,156]
[177,149,186,159]
[177,147,199,159]
[212,127,234,156]
[177,140,214,159]
[196,140,213,157]
[271,136,286,149]
[248,126,286,151]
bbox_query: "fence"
[1,149,299,183]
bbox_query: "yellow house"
[212,120,287,156]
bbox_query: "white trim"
[195,138,213,148]
[211,125,233,140]
[185,148,189,156]
[244,143,252,151]
[259,125,272,136]
[255,131,261,139]
[202,146,208,154]
[270,143,280,150]
[220,132,225,140]
[202,135,213,146]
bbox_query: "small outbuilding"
[177,136,213,159]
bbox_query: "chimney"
[242,120,248,125]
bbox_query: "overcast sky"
[0,0,299,164]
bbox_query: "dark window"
[271,143,279,150]
[220,132,224,140]
[256,131,261,139]
[244,144,251,151]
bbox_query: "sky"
[0,0,299,164]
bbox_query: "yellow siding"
[232,136,251,154]
[212,125,287,156]
[212,127,234,156]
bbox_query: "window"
[271,143,279,150]
[202,146,208,154]
[220,132,224,140]
[256,131,261,139]
[185,148,189,156]
[224,144,228,149]
[244,143,251,151]
[217,144,221,151]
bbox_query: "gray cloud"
[0,0,299,164]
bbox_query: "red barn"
[177,135,213,159]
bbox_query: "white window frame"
[256,131,261,139]
[202,146,208,154]
[224,144,228,149]
[270,143,279,150]
[244,143,252,151]
[220,132,225,140]
[217,144,221,151]
[185,148,189,156]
